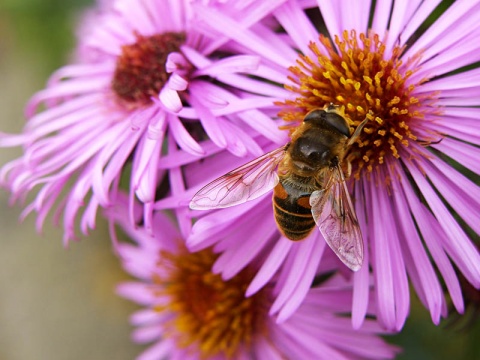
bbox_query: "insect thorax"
[278,170,322,195]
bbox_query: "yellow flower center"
[153,248,270,358]
[278,30,440,178]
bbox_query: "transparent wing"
[189,146,286,210]
[309,165,364,271]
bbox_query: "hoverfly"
[190,104,368,271]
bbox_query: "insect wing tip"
[189,196,209,210]
[188,201,198,210]
[340,247,363,272]
[348,261,362,272]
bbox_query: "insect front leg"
[342,159,352,179]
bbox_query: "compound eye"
[323,112,350,137]
[303,109,325,124]
[304,109,351,137]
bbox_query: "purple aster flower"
[110,197,399,360]
[0,0,288,243]
[178,0,480,331]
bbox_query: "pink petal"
[165,52,188,73]
[116,282,156,305]
[426,155,480,235]
[137,341,172,360]
[391,173,443,324]
[159,87,183,113]
[397,0,442,47]
[404,0,480,61]
[276,236,326,322]
[384,0,422,53]
[273,1,323,55]
[246,236,292,296]
[405,154,480,288]
[25,77,110,117]
[270,232,320,316]
[167,113,204,156]
[432,137,480,175]
[214,215,277,280]
[371,0,393,37]
[366,177,396,330]
[352,181,370,329]
[193,4,296,67]
[194,55,260,77]
[167,73,188,91]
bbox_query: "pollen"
[153,247,270,358]
[111,32,186,109]
[278,30,439,178]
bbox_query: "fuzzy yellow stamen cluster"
[153,248,269,359]
[278,30,438,178]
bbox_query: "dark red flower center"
[111,32,186,109]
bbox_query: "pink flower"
[111,197,399,360]
[182,0,480,331]
[0,0,288,244]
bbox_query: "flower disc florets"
[279,30,439,178]
[154,248,270,358]
[112,32,187,108]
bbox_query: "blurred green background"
[0,1,140,359]
[0,1,479,359]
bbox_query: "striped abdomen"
[272,180,315,240]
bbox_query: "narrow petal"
[188,89,228,149]
[315,1,342,39]
[167,113,204,156]
[193,5,296,67]
[404,0,480,60]
[370,0,392,36]
[398,165,465,313]
[117,282,156,305]
[194,55,260,77]
[159,87,183,113]
[366,177,396,329]
[25,77,110,117]
[391,172,443,323]
[352,180,370,329]
[396,0,442,47]
[270,233,320,316]
[137,340,172,360]
[213,215,277,280]
[432,137,480,175]
[194,0,289,54]
[385,0,422,53]
[165,52,189,73]
[92,121,145,206]
[424,155,480,235]
[405,155,480,288]
[274,1,322,55]
[246,236,292,296]
[276,236,326,322]
[133,137,162,204]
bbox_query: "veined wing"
[309,165,364,271]
[189,146,287,210]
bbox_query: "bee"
[189,104,368,271]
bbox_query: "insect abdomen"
[272,182,315,241]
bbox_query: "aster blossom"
[175,0,480,331]
[111,197,399,360]
[0,0,289,243]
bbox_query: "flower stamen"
[153,248,270,358]
[278,30,440,179]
